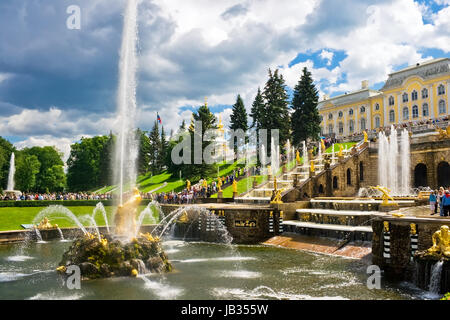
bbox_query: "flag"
[157,113,162,124]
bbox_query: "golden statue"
[363,130,368,143]
[202,179,207,188]
[37,217,55,230]
[232,179,237,193]
[186,179,191,191]
[178,210,189,223]
[267,165,272,176]
[426,225,450,257]
[273,176,277,191]
[217,177,222,192]
[114,187,142,237]
[310,160,315,173]
[338,144,344,157]
[296,150,301,164]
[383,221,389,232]
[270,189,284,204]
[436,126,450,139]
[410,223,417,235]
[370,185,396,205]
[321,139,326,153]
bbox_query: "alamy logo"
[66,5,81,30]
[366,265,381,289]
[64,265,81,290]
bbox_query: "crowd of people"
[429,187,450,217]
[1,192,114,201]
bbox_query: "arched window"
[423,103,429,117]
[389,96,395,106]
[422,88,428,99]
[412,105,419,118]
[360,106,366,113]
[439,100,446,114]
[338,122,344,134]
[403,107,409,120]
[437,162,450,187]
[349,108,354,115]
[375,103,380,111]
[438,84,445,95]
[328,113,333,120]
[402,93,408,103]
[333,176,338,189]
[389,110,395,122]
[328,124,333,134]
[349,120,354,133]
[360,118,366,131]
[346,168,352,185]
[375,116,380,128]
[320,127,324,135]
[338,111,343,118]
[318,184,324,194]
[414,163,427,188]
[412,90,418,101]
[359,162,364,181]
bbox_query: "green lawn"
[211,175,268,198]
[326,142,357,153]
[0,205,159,232]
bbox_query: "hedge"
[0,199,154,208]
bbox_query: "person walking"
[442,190,450,217]
[438,187,445,216]
[429,191,437,215]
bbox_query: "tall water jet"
[6,153,15,191]
[114,0,139,205]
[302,141,308,166]
[378,126,411,195]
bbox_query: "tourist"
[438,187,445,216]
[429,191,437,215]
[442,190,450,217]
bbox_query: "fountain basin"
[414,254,449,294]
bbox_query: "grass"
[0,205,159,232]
[211,175,268,198]
[326,142,357,153]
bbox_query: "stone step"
[283,220,373,233]
[296,209,376,216]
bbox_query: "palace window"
[338,111,343,118]
[402,93,408,103]
[423,103,429,117]
[349,120,354,133]
[412,90,418,101]
[375,103,380,111]
[422,88,428,99]
[389,96,395,106]
[328,113,333,120]
[389,110,395,122]
[349,108,354,115]
[403,107,409,120]
[439,100,446,114]
[339,122,344,134]
[375,116,380,128]
[412,105,419,118]
[328,124,334,134]
[438,84,445,95]
[360,118,366,131]
[360,106,366,113]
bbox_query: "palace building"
[318,57,450,137]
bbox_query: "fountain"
[378,126,411,196]
[3,152,21,198]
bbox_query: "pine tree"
[137,129,151,176]
[148,121,161,175]
[262,69,290,155]
[229,94,249,159]
[159,126,169,170]
[250,88,265,165]
[291,67,321,147]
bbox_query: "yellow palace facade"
[318,58,450,137]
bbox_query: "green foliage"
[291,67,321,147]
[149,121,162,175]
[67,136,110,192]
[250,88,265,166]
[441,292,450,300]
[229,94,249,159]
[137,129,151,175]
[0,136,15,189]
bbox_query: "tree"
[229,94,249,160]
[159,126,169,170]
[26,146,65,192]
[250,88,265,165]
[291,67,321,147]
[0,137,15,190]
[67,136,108,191]
[137,129,151,176]
[98,132,115,186]
[15,153,40,192]
[148,121,162,175]
[262,69,290,155]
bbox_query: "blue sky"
[0,0,449,160]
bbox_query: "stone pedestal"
[252,179,258,189]
[218,191,223,199]
[309,171,315,178]
[338,155,344,163]
[282,166,287,174]
[268,174,272,181]
[232,191,238,199]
